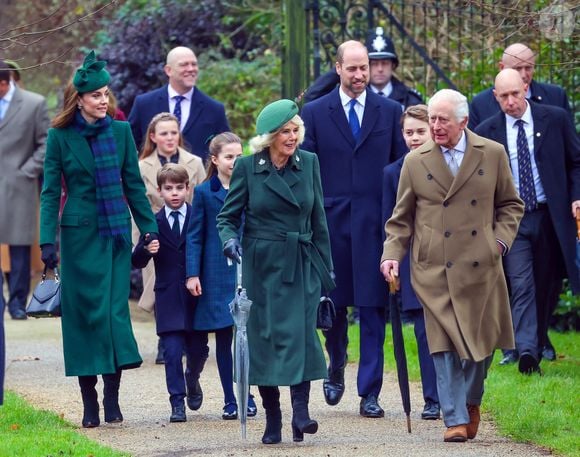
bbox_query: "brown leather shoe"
[466,404,480,439]
[443,425,468,442]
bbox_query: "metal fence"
[305,0,578,114]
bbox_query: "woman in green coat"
[217,99,335,444]
[39,51,157,428]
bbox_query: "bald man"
[475,69,580,373]
[468,43,572,130]
[128,46,230,161]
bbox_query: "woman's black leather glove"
[40,243,59,269]
[223,238,242,264]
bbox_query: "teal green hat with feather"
[73,50,110,93]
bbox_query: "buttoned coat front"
[40,121,157,376]
[301,88,407,308]
[216,149,335,386]
[382,130,524,361]
[0,86,49,244]
[186,176,235,330]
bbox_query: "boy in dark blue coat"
[132,163,206,422]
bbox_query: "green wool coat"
[217,149,335,386]
[40,121,157,376]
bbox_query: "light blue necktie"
[348,98,361,142]
[173,95,185,126]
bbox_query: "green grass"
[0,392,128,457]
[345,324,580,456]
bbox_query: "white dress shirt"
[370,82,393,98]
[168,85,194,131]
[339,87,366,126]
[440,131,467,169]
[164,203,187,234]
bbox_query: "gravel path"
[4,304,551,457]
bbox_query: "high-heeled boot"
[103,370,123,423]
[258,385,282,444]
[290,381,318,442]
[78,375,100,428]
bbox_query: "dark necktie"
[170,211,181,237]
[348,98,361,142]
[515,119,537,211]
[173,95,185,126]
[377,91,385,97]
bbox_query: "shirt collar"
[505,100,532,129]
[168,84,194,101]
[1,81,16,103]
[370,82,393,97]
[441,130,467,154]
[164,203,187,219]
[339,87,366,108]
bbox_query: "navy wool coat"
[132,205,196,334]
[475,102,580,293]
[186,176,235,331]
[128,85,230,161]
[301,87,407,308]
[382,156,422,312]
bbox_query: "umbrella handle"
[236,258,243,290]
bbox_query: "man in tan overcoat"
[381,89,523,442]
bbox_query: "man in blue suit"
[128,46,230,162]
[475,69,580,373]
[468,43,572,130]
[301,40,407,417]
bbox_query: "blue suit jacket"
[382,156,422,312]
[475,102,580,293]
[468,80,572,129]
[132,204,196,334]
[128,85,230,162]
[301,87,407,308]
[185,176,235,330]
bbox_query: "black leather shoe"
[359,394,384,418]
[499,350,518,365]
[170,404,187,422]
[518,351,541,374]
[421,401,441,420]
[541,345,556,361]
[323,367,345,406]
[155,338,165,365]
[186,380,203,410]
[10,308,27,320]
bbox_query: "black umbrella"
[388,272,412,433]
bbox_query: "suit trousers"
[323,306,349,376]
[357,306,388,397]
[407,309,439,404]
[160,331,198,407]
[504,207,557,358]
[432,351,492,427]
[6,245,30,315]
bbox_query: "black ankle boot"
[103,370,123,423]
[78,376,100,428]
[258,386,282,444]
[290,381,318,442]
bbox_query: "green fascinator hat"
[256,99,299,135]
[73,50,110,93]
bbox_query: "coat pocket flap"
[60,215,80,226]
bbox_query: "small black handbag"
[26,266,62,318]
[317,296,336,331]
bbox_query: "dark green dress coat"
[217,149,335,386]
[39,121,157,377]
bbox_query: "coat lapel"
[531,104,547,162]
[182,89,204,141]
[446,131,484,200]
[419,142,454,193]
[254,151,300,208]
[64,129,95,177]
[328,92,356,147]
[157,210,180,248]
[0,87,23,130]
[141,154,160,186]
[356,95,379,152]
[210,174,226,204]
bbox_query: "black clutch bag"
[26,267,62,318]
[317,296,336,331]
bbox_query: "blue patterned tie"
[173,95,185,126]
[348,98,361,142]
[170,211,181,237]
[516,119,537,211]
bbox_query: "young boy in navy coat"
[132,163,207,422]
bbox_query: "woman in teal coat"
[217,99,335,445]
[39,51,157,428]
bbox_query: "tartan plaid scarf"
[72,111,129,247]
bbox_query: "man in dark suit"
[301,40,407,417]
[475,69,580,373]
[468,43,572,130]
[128,46,230,161]
[0,61,49,320]
[303,27,422,109]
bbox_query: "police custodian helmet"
[366,27,399,66]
